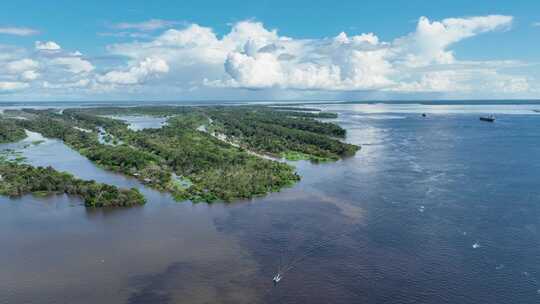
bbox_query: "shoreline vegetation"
[0,106,359,205]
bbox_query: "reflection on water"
[2,104,540,303]
[320,103,540,115]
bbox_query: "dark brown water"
[1,103,540,303]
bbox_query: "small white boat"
[472,242,481,249]
[273,273,282,283]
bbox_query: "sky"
[0,0,539,102]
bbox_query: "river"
[1,103,540,303]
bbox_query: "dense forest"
[73,105,358,161]
[0,105,359,203]
[13,114,173,191]
[0,161,145,207]
[0,119,27,143]
[127,114,301,202]
[203,107,358,161]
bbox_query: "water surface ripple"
[1,103,540,303]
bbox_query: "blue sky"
[0,0,539,101]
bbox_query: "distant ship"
[273,273,282,284]
[479,115,495,122]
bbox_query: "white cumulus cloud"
[50,57,94,74]
[395,15,513,67]
[21,70,40,81]
[1,59,40,83]
[35,41,61,51]
[105,15,514,93]
[218,16,514,91]
[98,57,169,85]
[6,59,39,73]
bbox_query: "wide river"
[1,103,540,304]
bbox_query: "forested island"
[0,106,359,204]
[0,161,145,207]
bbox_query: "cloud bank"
[0,15,537,100]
